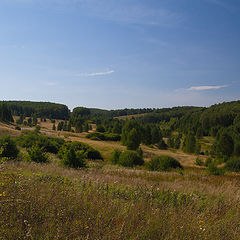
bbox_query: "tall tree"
[126,128,141,150]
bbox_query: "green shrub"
[86,132,105,141]
[110,149,122,164]
[96,125,106,132]
[147,155,183,172]
[58,142,103,160]
[16,131,65,154]
[27,145,49,163]
[157,139,168,150]
[86,132,121,141]
[0,136,19,159]
[60,147,86,168]
[195,157,204,166]
[225,158,240,172]
[207,163,225,176]
[118,150,144,167]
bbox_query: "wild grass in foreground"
[1,161,240,240]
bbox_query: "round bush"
[118,151,144,167]
[110,149,122,164]
[147,155,183,172]
[0,136,19,159]
[27,145,48,163]
[60,147,86,168]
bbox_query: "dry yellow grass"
[0,122,21,137]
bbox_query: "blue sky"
[0,0,240,110]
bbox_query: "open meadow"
[1,117,240,239]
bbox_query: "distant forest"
[2,99,240,161]
[0,101,70,120]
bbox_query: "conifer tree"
[126,128,141,150]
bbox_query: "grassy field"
[1,119,240,239]
[1,159,240,239]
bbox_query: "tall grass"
[1,161,240,239]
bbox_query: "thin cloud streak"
[187,85,228,91]
[76,70,115,77]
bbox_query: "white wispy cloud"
[187,85,228,91]
[45,82,57,86]
[76,70,115,77]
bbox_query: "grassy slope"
[1,160,240,239]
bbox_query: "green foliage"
[151,126,161,144]
[0,102,13,122]
[234,142,240,157]
[167,135,175,148]
[2,101,70,120]
[121,120,141,146]
[58,141,103,160]
[126,128,140,150]
[17,131,65,154]
[110,149,122,164]
[157,139,168,150]
[75,121,83,133]
[216,133,234,157]
[225,157,240,172]
[34,125,41,134]
[182,133,196,154]
[147,155,183,172]
[118,150,144,167]
[83,122,89,132]
[0,136,19,159]
[86,132,121,141]
[142,125,152,145]
[195,157,204,166]
[194,142,201,155]
[60,147,86,168]
[27,145,49,163]
[207,163,225,176]
[96,125,105,132]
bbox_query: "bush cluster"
[27,145,49,163]
[60,147,86,168]
[16,131,65,154]
[110,149,144,167]
[86,132,121,141]
[0,136,19,159]
[58,141,103,161]
[147,155,183,172]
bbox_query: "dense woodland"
[1,101,70,120]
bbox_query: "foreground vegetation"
[1,159,240,240]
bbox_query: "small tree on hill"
[216,133,234,158]
[126,128,140,150]
[151,127,161,144]
[182,133,196,154]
